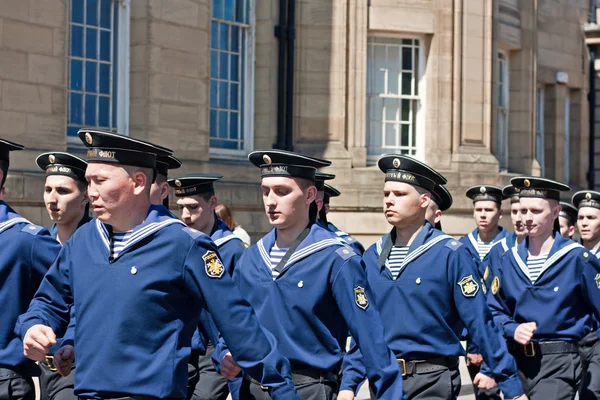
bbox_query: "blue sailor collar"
[210,216,240,248]
[376,221,453,271]
[467,226,509,250]
[511,231,583,283]
[0,201,31,233]
[257,222,343,273]
[50,214,93,240]
[96,205,185,260]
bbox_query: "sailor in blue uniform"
[488,177,600,400]
[151,154,182,208]
[571,190,600,400]
[168,174,247,400]
[318,181,365,255]
[17,129,300,400]
[343,155,525,400]
[558,201,577,239]
[215,150,403,400]
[35,152,92,400]
[0,139,62,400]
[425,184,452,231]
[460,185,510,265]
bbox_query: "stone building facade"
[0,0,594,245]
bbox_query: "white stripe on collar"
[96,218,185,260]
[0,217,32,235]
[397,235,453,269]
[335,230,349,236]
[499,237,509,252]
[214,234,240,247]
[511,242,583,283]
[257,239,272,271]
[467,232,479,251]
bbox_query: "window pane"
[385,124,396,147]
[85,95,97,126]
[70,59,83,90]
[85,61,97,92]
[230,55,239,82]
[231,26,239,52]
[86,28,98,59]
[401,124,410,147]
[384,99,398,122]
[100,0,111,29]
[86,0,98,25]
[99,63,110,94]
[67,126,80,138]
[213,0,223,19]
[230,83,239,110]
[71,25,84,57]
[71,0,84,23]
[219,111,228,138]
[210,80,218,108]
[219,23,229,51]
[69,93,83,124]
[211,22,219,49]
[401,99,410,121]
[402,47,412,70]
[100,30,111,61]
[219,53,229,79]
[224,0,234,21]
[401,72,412,95]
[210,50,219,78]
[230,112,239,140]
[99,96,110,127]
[219,81,228,108]
[210,110,218,138]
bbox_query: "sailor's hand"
[23,324,56,361]
[220,352,242,380]
[54,345,75,376]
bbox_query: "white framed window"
[67,0,130,143]
[209,0,254,158]
[497,51,509,171]
[536,86,545,176]
[564,93,570,183]
[366,37,425,165]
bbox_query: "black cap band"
[385,171,436,192]
[173,183,215,197]
[518,188,561,201]
[86,148,157,169]
[260,165,315,181]
[45,164,86,183]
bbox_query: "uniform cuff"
[503,322,520,341]
[498,374,525,399]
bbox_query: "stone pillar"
[130,0,211,161]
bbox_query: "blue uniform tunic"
[0,201,61,375]
[17,205,298,399]
[191,217,247,353]
[459,227,510,274]
[488,233,600,342]
[320,220,365,255]
[343,222,524,398]
[216,223,403,399]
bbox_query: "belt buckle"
[524,342,536,358]
[397,359,407,377]
[44,355,58,372]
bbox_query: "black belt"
[396,356,459,377]
[244,368,338,391]
[78,397,181,400]
[0,367,21,381]
[511,341,579,358]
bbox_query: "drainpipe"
[589,0,597,189]
[275,0,288,150]
[284,0,296,151]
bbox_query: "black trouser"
[369,358,461,400]
[466,363,502,400]
[0,368,34,400]
[513,343,582,400]
[579,332,600,400]
[239,370,338,400]
[39,361,77,400]
[187,345,229,400]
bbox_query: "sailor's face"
[383,181,429,228]
[261,176,313,229]
[43,175,87,224]
[518,197,559,238]
[85,163,133,223]
[578,207,600,242]
[473,201,501,233]
[177,195,214,233]
[510,202,526,237]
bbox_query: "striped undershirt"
[476,239,493,261]
[387,246,410,279]
[527,253,548,283]
[111,230,134,259]
[269,246,288,280]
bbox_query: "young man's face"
[559,216,576,238]
[510,202,526,237]
[85,163,147,225]
[425,200,442,226]
[383,181,429,229]
[261,176,315,230]
[43,175,88,225]
[518,197,560,238]
[177,195,216,233]
[578,207,600,242]
[473,200,502,234]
